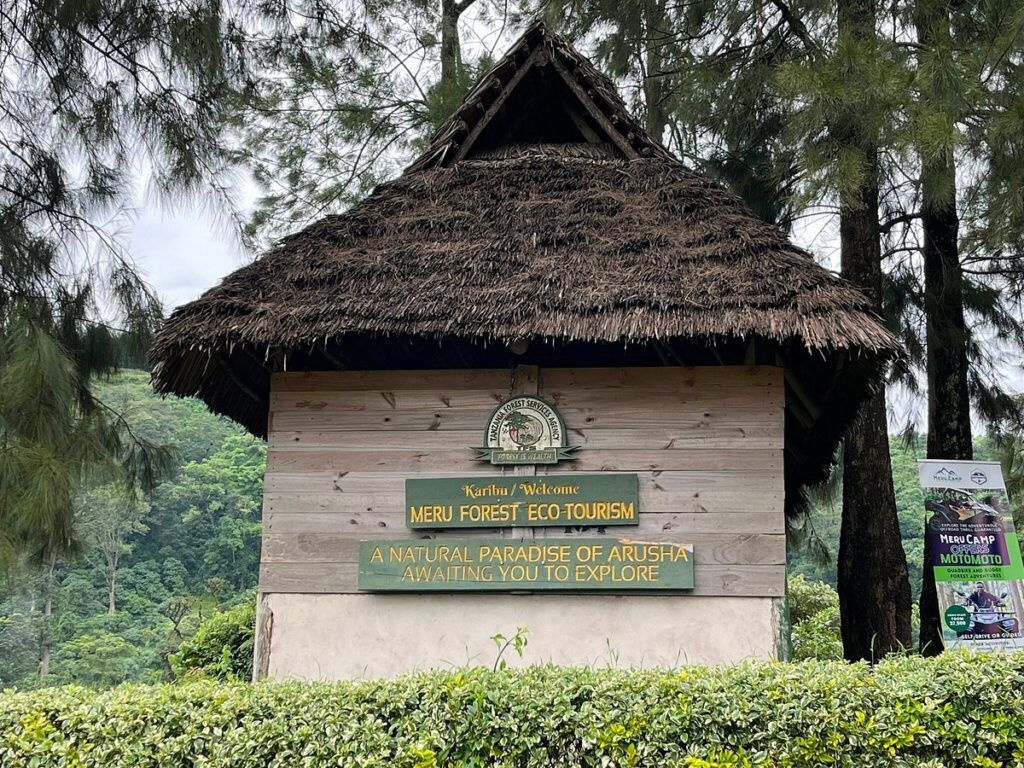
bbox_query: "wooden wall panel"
[269,425,782,451]
[261,366,786,597]
[266,448,781,473]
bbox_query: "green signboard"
[405,474,639,528]
[358,538,694,591]
[919,460,1024,652]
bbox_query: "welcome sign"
[358,538,694,591]
[358,395,694,594]
[405,474,640,528]
[919,460,1024,652]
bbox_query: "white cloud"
[129,204,250,313]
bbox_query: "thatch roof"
[151,21,900,501]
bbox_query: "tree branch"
[880,212,921,234]
[767,0,819,52]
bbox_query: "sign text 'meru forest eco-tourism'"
[358,396,694,592]
[405,474,640,528]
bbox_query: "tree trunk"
[916,0,972,656]
[642,0,669,141]
[923,168,969,457]
[106,551,119,614]
[440,0,464,86]
[108,571,117,614]
[39,553,55,678]
[835,0,913,661]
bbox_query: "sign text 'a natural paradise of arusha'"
[357,538,694,591]
[405,474,640,528]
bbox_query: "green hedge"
[169,600,255,681]
[2,652,1023,767]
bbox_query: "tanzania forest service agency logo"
[474,396,578,465]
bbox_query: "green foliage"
[159,434,265,590]
[0,0,255,562]
[490,626,529,671]
[789,436,927,597]
[169,600,255,681]
[0,370,264,689]
[792,608,844,663]
[0,315,172,563]
[2,654,1024,766]
[77,483,150,614]
[50,632,140,688]
[789,434,1024,606]
[0,609,39,684]
[236,0,497,246]
[788,575,843,662]
[788,574,839,625]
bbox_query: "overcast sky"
[128,205,245,312]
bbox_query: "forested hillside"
[0,371,265,687]
[2,369,1020,687]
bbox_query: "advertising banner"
[919,460,1024,652]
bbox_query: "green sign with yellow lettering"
[358,538,694,591]
[405,474,639,528]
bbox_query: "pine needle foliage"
[535,0,805,230]
[234,0,497,247]
[0,313,176,565]
[0,0,254,563]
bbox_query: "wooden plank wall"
[260,366,786,597]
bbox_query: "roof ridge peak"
[406,22,673,173]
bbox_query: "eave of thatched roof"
[150,22,902,506]
[153,142,897,359]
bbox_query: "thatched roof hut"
[151,22,898,505]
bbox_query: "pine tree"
[907,0,1024,652]
[0,0,252,562]
[911,0,974,655]
[959,1,1024,288]
[236,0,493,245]
[831,0,913,659]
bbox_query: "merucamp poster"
[919,460,1024,652]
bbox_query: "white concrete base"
[259,593,783,680]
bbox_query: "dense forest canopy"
[0,371,264,687]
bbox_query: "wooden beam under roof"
[453,46,548,163]
[547,55,639,159]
